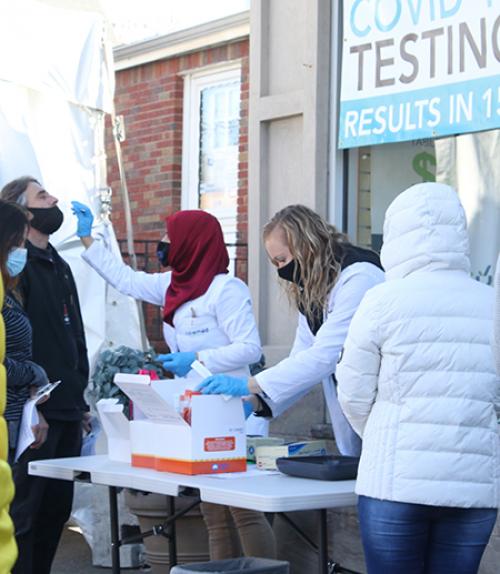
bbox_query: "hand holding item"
[82,411,92,434]
[31,411,49,449]
[197,374,250,396]
[157,352,196,377]
[71,201,94,237]
[30,380,61,405]
[30,385,49,406]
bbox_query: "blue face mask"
[6,247,27,277]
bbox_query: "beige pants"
[200,502,277,560]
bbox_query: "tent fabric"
[0,0,142,369]
[0,1,114,113]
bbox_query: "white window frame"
[181,61,242,213]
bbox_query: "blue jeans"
[358,495,497,574]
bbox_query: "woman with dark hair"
[0,199,49,462]
[72,202,277,560]
[198,204,384,456]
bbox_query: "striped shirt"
[2,293,37,447]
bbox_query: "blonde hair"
[263,204,348,317]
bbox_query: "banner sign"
[339,0,500,148]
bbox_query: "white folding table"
[29,455,358,574]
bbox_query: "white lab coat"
[82,240,267,435]
[256,262,384,455]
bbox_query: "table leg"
[109,486,121,574]
[318,509,328,574]
[167,495,178,568]
[279,511,360,574]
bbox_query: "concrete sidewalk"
[52,526,146,574]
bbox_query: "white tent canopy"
[0,0,142,369]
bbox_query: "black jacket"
[20,241,89,421]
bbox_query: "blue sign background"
[339,74,500,148]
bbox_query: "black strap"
[340,244,383,271]
[302,244,383,335]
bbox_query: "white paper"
[14,398,39,462]
[114,373,188,426]
[96,399,131,463]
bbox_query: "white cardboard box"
[255,440,329,470]
[113,373,247,475]
[96,398,131,463]
[246,436,285,461]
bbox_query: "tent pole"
[111,112,149,352]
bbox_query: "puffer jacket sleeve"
[494,253,500,378]
[336,289,382,437]
[493,253,500,418]
[81,239,169,307]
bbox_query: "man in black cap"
[1,176,90,574]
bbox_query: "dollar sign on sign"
[412,152,436,182]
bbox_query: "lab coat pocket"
[175,314,221,352]
[178,314,218,336]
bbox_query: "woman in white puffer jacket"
[494,252,500,377]
[337,183,499,574]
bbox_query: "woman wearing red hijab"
[72,204,276,560]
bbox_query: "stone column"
[248,0,332,366]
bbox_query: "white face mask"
[6,247,27,277]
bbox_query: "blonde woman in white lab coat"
[198,204,385,457]
[72,203,276,560]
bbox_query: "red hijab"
[163,210,229,325]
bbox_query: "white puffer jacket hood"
[381,183,471,280]
[337,183,499,509]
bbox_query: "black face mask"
[277,259,300,284]
[157,241,171,267]
[28,206,64,235]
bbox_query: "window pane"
[198,80,240,213]
[356,139,437,252]
[355,135,499,284]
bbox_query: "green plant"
[88,346,164,417]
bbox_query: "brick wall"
[236,45,249,280]
[106,39,249,349]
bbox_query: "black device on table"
[276,455,359,481]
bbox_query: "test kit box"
[255,440,329,470]
[246,436,285,462]
[114,373,247,475]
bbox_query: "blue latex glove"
[158,352,196,377]
[71,201,94,237]
[243,400,253,420]
[197,374,250,396]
